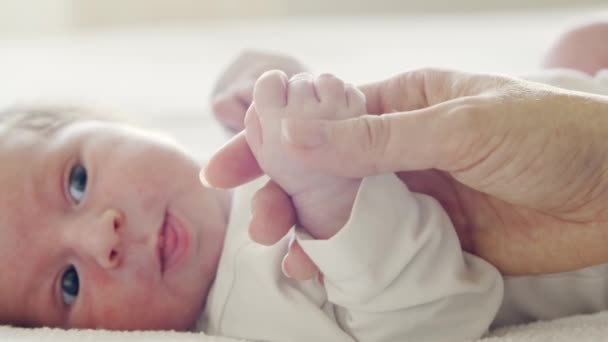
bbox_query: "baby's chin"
[169,311,202,332]
[121,303,203,332]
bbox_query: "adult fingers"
[279,97,491,178]
[357,68,487,115]
[201,131,263,189]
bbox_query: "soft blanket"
[3,311,608,341]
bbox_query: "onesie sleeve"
[296,174,504,342]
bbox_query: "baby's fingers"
[248,179,319,280]
[282,238,319,281]
[249,180,295,245]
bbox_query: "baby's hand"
[245,71,366,239]
[211,50,307,132]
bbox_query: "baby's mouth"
[158,210,188,275]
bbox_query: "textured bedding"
[3,311,608,341]
[1,8,608,341]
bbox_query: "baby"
[0,67,503,340]
[2,70,604,342]
[0,107,229,330]
[1,22,608,341]
[0,67,505,341]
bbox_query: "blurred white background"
[0,0,606,34]
[0,0,605,156]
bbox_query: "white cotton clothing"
[196,69,608,341]
[522,68,608,95]
[197,174,503,341]
[491,68,608,328]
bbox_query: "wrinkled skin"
[207,50,608,278]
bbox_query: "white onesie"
[197,70,608,341]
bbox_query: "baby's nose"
[90,208,124,269]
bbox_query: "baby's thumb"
[281,105,477,177]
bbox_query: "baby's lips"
[157,211,168,273]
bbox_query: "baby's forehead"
[0,224,38,327]
[0,203,64,328]
[0,130,52,188]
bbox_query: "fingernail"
[281,255,292,278]
[199,168,214,188]
[281,119,328,148]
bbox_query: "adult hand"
[204,68,608,277]
[211,50,307,131]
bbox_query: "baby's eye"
[61,266,79,306]
[68,164,87,204]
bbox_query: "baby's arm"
[248,71,503,340]
[297,174,504,341]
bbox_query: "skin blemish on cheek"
[138,187,162,214]
[86,267,114,288]
[99,306,119,327]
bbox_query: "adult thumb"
[280,101,493,178]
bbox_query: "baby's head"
[0,106,229,330]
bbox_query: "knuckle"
[440,100,490,170]
[354,116,391,173]
[256,70,285,88]
[345,85,366,107]
[317,73,344,87]
[317,72,337,80]
[289,72,313,84]
[291,71,313,79]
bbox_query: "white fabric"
[196,70,608,341]
[523,69,608,95]
[3,311,608,342]
[5,311,608,342]
[198,174,503,341]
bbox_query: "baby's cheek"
[99,305,123,329]
[77,271,151,329]
[86,289,159,330]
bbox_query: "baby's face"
[0,120,229,330]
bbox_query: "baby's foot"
[245,70,366,238]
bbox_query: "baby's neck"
[217,188,233,224]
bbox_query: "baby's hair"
[0,105,114,137]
